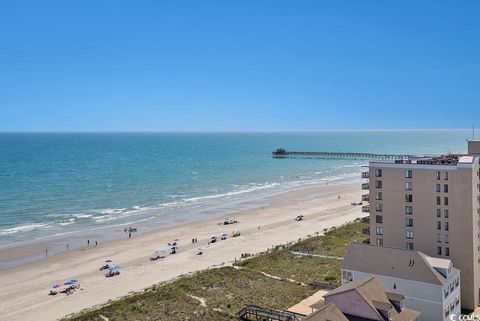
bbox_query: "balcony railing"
[362,194,370,202]
[362,183,370,190]
[362,205,370,213]
[361,172,369,179]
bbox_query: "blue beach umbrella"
[69,279,78,283]
[109,265,122,271]
[52,283,61,288]
[105,259,113,263]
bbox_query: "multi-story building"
[362,140,480,310]
[341,243,461,321]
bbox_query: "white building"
[341,243,461,321]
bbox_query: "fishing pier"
[272,148,411,161]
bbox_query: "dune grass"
[235,219,367,286]
[63,218,367,321]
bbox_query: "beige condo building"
[362,141,480,310]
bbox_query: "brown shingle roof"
[304,303,350,321]
[323,277,421,321]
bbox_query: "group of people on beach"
[124,226,138,238]
[45,239,99,257]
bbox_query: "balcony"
[362,183,370,190]
[362,205,370,213]
[362,194,370,202]
[361,172,369,179]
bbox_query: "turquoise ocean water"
[0,131,472,265]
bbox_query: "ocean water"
[0,131,472,254]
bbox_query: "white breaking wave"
[0,223,51,236]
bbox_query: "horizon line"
[0,128,476,134]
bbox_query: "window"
[376,215,383,224]
[455,277,459,288]
[376,238,384,246]
[406,242,414,250]
[436,183,441,192]
[405,170,413,178]
[405,182,413,191]
[445,222,449,231]
[436,196,441,205]
[437,221,442,230]
[342,271,353,282]
[444,209,449,218]
[376,203,383,212]
[406,218,413,227]
[437,233,442,243]
[438,246,443,256]
[406,230,414,239]
[436,171,441,180]
[376,227,384,235]
[375,180,382,189]
[444,197,449,205]
[436,208,441,217]
[375,169,382,177]
[444,184,449,193]
[405,206,413,215]
[445,234,449,243]
[446,247,450,257]
[445,307,449,318]
[405,194,413,202]
[375,192,383,200]
[445,172,449,180]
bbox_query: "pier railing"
[272,148,411,161]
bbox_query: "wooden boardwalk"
[272,148,410,161]
[237,305,304,321]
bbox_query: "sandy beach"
[0,183,364,321]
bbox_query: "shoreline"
[0,178,361,270]
[0,182,364,321]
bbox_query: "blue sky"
[0,1,479,131]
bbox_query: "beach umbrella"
[68,279,78,283]
[52,283,61,288]
[64,281,73,286]
[105,259,113,263]
[109,265,122,270]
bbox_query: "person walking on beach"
[87,239,90,247]
[66,244,69,251]
[95,240,98,247]
[128,232,131,238]
[45,248,48,257]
